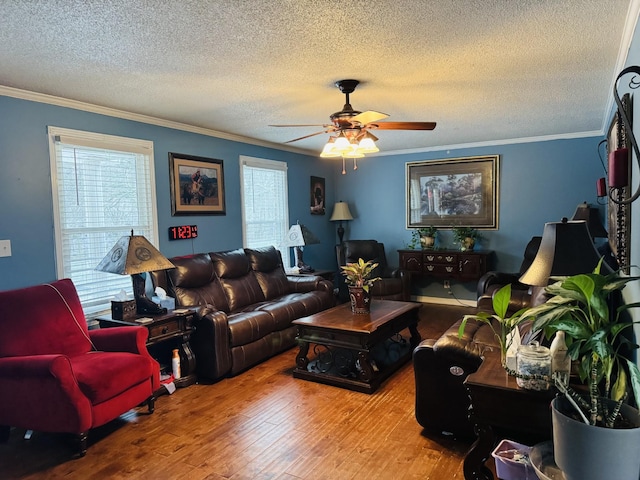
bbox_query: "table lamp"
[519,218,604,286]
[95,230,175,315]
[329,201,354,243]
[570,202,607,239]
[282,223,319,273]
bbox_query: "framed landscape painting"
[169,153,226,215]
[406,155,499,229]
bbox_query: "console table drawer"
[398,249,493,283]
[149,319,181,341]
[423,264,458,276]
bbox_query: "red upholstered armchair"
[0,279,159,456]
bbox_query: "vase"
[551,396,640,480]
[461,237,475,251]
[348,286,371,314]
[420,235,435,249]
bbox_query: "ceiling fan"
[270,79,436,157]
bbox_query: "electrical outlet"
[443,280,450,289]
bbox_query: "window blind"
[240,156,290,267]
[48,126,158,317]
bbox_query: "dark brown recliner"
[412,237,543,439]
[336,240,410,302]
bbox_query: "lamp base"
[132,273,167,316]
[294,246,315,273]
[337,224,345,244]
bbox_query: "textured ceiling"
[0,0,637,155]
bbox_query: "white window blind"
[48,126,158,317]
[240,156,290,267]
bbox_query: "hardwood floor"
[1,302,494,480]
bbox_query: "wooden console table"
[463,352,554,480]
[97,309,197,391]
[398,249,493,283]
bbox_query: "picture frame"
[169,152,225,216]
[310,176,325,215]
[406,155,499,229]
[607,93,632,273]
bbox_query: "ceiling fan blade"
[270,124,328,127]
[284,130,332,143]
[350,110,389,125]
[370,121,437,130]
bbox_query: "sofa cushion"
[227,311,276,347]
[210,249,266,312]
[167,253,229,310]
[245,246,291,300]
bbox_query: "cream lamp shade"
[330,202,354,243]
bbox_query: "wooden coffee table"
[292,300,421,393]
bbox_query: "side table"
[97,309,198,392]
[463,352,554,480]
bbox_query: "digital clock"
[168,225,198,241]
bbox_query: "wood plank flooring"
[1,302,497,480]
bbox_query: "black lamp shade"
[519,219,603,286]
[571,202,607,238]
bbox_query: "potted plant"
[458,284,529,368]
[520,259,640,480]
[418,226,438,249]
[340,258,381,314]
[452,226,483,251]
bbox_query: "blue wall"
[0,94,604,300]
[0,95,337,290]
[332,138,604,299]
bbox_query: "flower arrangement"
[340,258,381,292]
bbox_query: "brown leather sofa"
[412,238,544,439]
[152,246,335,381]
[336,240,410,302]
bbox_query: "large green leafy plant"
[458,283,529,366]
[521,259,640,427]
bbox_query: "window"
[48,126,158,317]
[239,156,290,267]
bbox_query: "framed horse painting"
[169,153,226,215]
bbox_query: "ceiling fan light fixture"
[320,138,341,158]
[333,134,352,153]
[358,136,379,153]
[342,145,365,158]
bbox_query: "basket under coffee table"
[292,300,422,393]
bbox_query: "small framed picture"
[310,176,325,215]
[169,153,226,216]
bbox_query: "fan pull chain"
[342,157,346,175]
[353,158,358,170]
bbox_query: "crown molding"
[1,84,605,160]
[0,85,309,156]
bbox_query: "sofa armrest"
[90,326,149,354]
[286,276,333,294]
[190,306,232,381]
[476,271,524,299]
[0,355,92,432]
